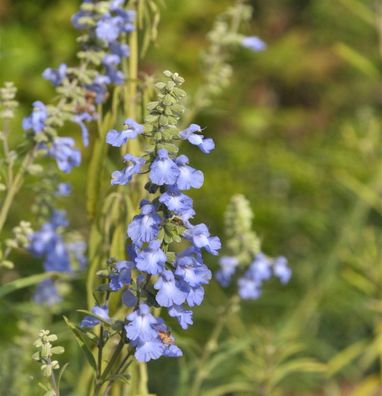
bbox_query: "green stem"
[0,148,35,232]
[189,295,239,396]
[94,339,125,396]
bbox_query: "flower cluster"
[29,210,87,305]
[216,194,291,300]
[81,71,221,362]
[32,329,65,396]
[22,0,135,172]
[195,2,266,110]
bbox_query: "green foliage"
[2,0,382,395]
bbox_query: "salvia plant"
[0,0,285,395]
[216,194,291,299]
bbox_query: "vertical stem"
[189,296,239,396]
[0,148,35,232]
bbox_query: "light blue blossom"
[216,256,238,287]
[238,276,261,300]
[179,124,215,154]
[49,137,81,173]
[44,239,71,272]
[184,223,221,255]
[159,187,193,215]
[168,305,193,330]
[29,223,58,256]
[175,155,204,190]
[122,289,137,307]
[106,119,144,147]
[154,270,188,308]
[175,255,211,288]
[125,304,158,341]
[162,344,183,358]
[133,338,164,362]
[273,256,291,284]
[248,253,272,282]
[67,240,88,269]
[56,183,71,197]
[33,279,62,306]
[22,101,47,134]
[109,261,134,291]
[80,305,110,328]
[242,36,266,52]
[135,240,166,275]
[149,149,180,186]
[42,64,67,86]
[73,112,93,147]
[127,201,161,245]
[186,285,204,307]
[96,15,123,43]
[111,154,145,185]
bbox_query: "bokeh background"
[1,0,382,394]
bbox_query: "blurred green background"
[2,0,382,394]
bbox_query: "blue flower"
[273,256,291,284]
[49,137,81,173]
[184,223,221,255]
[103,54,120,66]
[67,240,88,269]
[80,305,110,328]
[44,239,71,272]
[127,201,161,245]
[73,112,93,147]
[122,289,137,307]
[42,64,67,86]
[125,304,158,341]
[175,155,204,190]
[248,253,272,282]
[168,305,193,330]
[179,124,215,154]
[33,279,62,306]
[96,15,123,43]
[162,344,183,358]
[111,154,145,185]
[135,240,166,275]
[29,223,58,256]
[216,256,238,287]
[110,42,130,58]
[56,183,71,197]
[153,319,183,358]
[50,210,69,228]
[71,7,93,30]
[109,260,134,291]
[241,36,266,52]
[113,9,135,32]
[154,270,188,307]
[22,101,47,134]
[159,187,193,215]
[106,119,144,147]
[175,254,211,288]
[149,149,180,186]
[238,276,261,300]
[133,338,164,362]
[186,285,204,307]
[86,75,110,104]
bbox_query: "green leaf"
[107,373,131,385]
[203,382,254,396]
[0,272,70,299]
[327,340,367,377]
[63,316,97,372]
[76,309,112,326]
[335,43,380,79]
[337,0,375,25]
[57,362,69,390]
